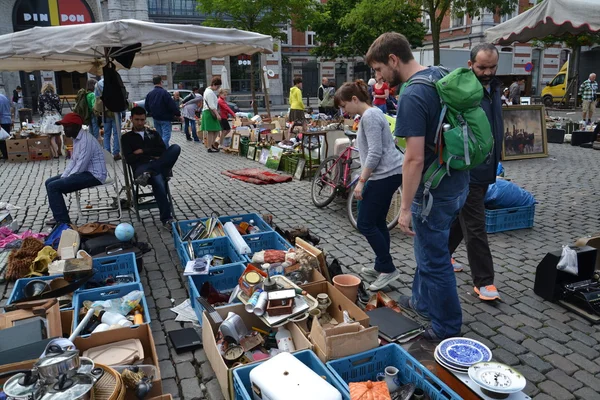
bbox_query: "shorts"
[220,119,231,131]
[288,109,305,123]
[582,100,596,115]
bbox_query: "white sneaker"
[368,270,400,291]
[360,267,379,278]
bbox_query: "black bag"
[327,258,343,279]
[82,234,129,255]
[102,61,128,112]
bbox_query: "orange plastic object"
[349,381,392,400]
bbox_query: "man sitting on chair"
[45,113,107,226]
[122,106,181,230]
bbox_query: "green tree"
[421,0,518,65]
[308,0,425,59]
[197,0,317,114]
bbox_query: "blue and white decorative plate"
[437,338,492,367]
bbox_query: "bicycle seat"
[344,130,357,139]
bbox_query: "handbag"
[206,96,220,120]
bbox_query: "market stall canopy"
[0,19,273,74]
[484,0,600,45]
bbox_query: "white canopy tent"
[0,18,273,74]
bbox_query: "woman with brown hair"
[201,77,222,152]
[334,80,403,292]
[38,83,63,158]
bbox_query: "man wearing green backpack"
[367,33,492,341]
[449,44,503,302]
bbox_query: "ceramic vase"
[376,366,400,393]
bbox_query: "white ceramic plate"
[434,350,468,374]
[468,362,526,394]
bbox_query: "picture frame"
[501,105,548,161]
[258,148,269,165]
[231,133,241,151]
[265,146,284,170]
[294,158,306,180]
[247,145,256,160]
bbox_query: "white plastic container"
[249,352,342,400]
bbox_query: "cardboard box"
[310,319,379,363]
[302,281,369,328]
[6,138,28,153]
[7,152,29,162]
[28,137,51,160]
[148,396,173,400]
[299,267,326,289]
[73,324,162,397]
[64,136,73,147]
[202,303,312,400]
[61,309,73,337]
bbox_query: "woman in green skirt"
[201,77,222,152]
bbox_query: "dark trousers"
[1,124,11,159]
[45,172,102,224]
[357,174,402,273]
[134,144,181,222]
[448,184,495,288]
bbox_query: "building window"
[148,0,201,17]
[451,9,466,28]
[306,31,316,47]
[423,13,431,33]
[280,25,291,45]
[500,8,518,23]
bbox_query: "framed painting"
[265,146,284,170]
[294,158,306,180]
[258,148,269,165]
[501,105,548,161]
[231,133,241,151]
[247,145,256,160]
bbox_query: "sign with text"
[13,0,94,32]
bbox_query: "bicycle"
[310,131,403,230]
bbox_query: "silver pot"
[35,348,80,382]
[3,371,43,400]
[40,373,94,400]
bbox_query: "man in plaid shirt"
[579,73,597,125]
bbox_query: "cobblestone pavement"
[1,129,600,400]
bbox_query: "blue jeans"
[134,144,181,222]
[357,174,402,273]
[375,104,387,114]
[410,184,468,339]
[184,118,199,141]
[45,172,102,223]
[103,116,120,155]
[90,115,100,139]
[154,119,172,146]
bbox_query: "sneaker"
[474,285,500,301]
[134,172,151,186]
[451,258,463,273]
[421,328,442,343]
[398,295,431,320]
[356,282,370,305]
[360,267,379,278]
[113,154,122,161]
[162,219,175,232]
[45,218,57,226]
[368,270,400,291]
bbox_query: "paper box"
[73,324,162,397]
[28,137,51,161]
[6,138,28,153]
[57,229,80,259]
[310,319,379,363]
[575,234,600,270]
[202,303,312,400]
[302,281,369,328]
[299,267,326,288]
[61,309,73,337]
[7,152,29,162]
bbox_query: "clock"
[224,345,245,363]
[468,362,526,394]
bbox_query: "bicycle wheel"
[311,156,341,208]
[347,184,402,230]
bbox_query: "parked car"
[133,89,240,115]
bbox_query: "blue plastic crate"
[181,236,247,268]
[71,283,150,337]
[8,275,63,306]
[79,253,140,291]
[326,344,461,400]
[220,213,273,236]
[485,204,535,233]
[172,218,227,265]
[243,231,293,263]
[233,350,349,400]
[187,263,246,326]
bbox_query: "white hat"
[368,78,376,86]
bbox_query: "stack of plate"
[434,337,492,374]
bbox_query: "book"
[366,307,424,342]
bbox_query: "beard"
[476,73,494,85]
[387,69,403,88]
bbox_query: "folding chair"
[124,160,176,222]
[75,149,122,222]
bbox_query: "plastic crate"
[243,231,293,263]
[187,263,246,326]
[280,153,301,174]
[326,344,460,400]
[80,253,140,291]
[181,236,247,267]
[71,283,150,336]
[485,204,535,233]
[219,213,274,236]
[172,218,226,266]
[8,275,62,305]
[239,137,250,157]
[233,350,349,400]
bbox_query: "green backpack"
[73,88,91,125]
[400,67,493,217]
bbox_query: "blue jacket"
[470,78,503,186]
[144,86,180,121]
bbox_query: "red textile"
[373,83,389,105]
[218,97,236,120]
[222,168,292,185]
